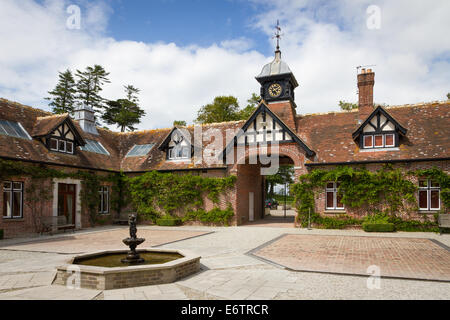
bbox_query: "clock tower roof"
[255,49,299,88]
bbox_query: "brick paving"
[252,234,450,282]
[1,229,210,254]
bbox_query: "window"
[326,182,344,210]
[363,134,396,149]
[126,144,155,157]
[419,180,440,211]
[363,136,373,148]
[3,181,23,219]
[50,138,73,154]
[80,139,110,155]
[98,186,109,214]
[0,120,31,140]
[168,146,191,160]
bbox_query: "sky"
[0,0,449,130]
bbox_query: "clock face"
[268,83,282,98]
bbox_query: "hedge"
[362,223,395,232]
[156,218,182,226]
[0,229,3,240]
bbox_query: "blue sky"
[1,0,449,130]
[104,0,272,54]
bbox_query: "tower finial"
[273,20,282,52]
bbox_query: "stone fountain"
[121,214,145,264]
[54,213,201,290]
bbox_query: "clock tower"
[255,22,299,131]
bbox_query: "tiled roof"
[32,114,69,137]
[296,101,450,164]
[0,98,448,172]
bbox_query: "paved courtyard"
[251,234,450,281]
[0,225,449,300]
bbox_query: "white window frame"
[3,181,23,219]
[98,186,110,214]
[363,135,374,149]
[168,146,190,160]
[326,182,344,210]
[50,138,74,154]
[384,134,395,147]
[373,134,384,148]
[419,179,441,211]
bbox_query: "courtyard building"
[0,47,449,238]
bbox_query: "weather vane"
[273,20,283,51]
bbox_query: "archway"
[232,148,301,227]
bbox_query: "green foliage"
[413,167,450,209]
[265,165,294,197]
[102,85,146,132]
[339,100,358,111]
[292,165,419,215]
[447,93,450,100]
[45,69,77,115]
[362,223,395,232]
[183,206,234,226]
[0,159,122,226]
[296,211,362,229]
[173,120,187,127]
[195,94,260,124]
[156,216,182,226]
[75,65,111,114]
[364,211,390,224]
[126,171,236,220]
[0,229,3,240]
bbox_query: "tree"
[173,120,187,127]
[45,69,77,114]
[447,93,450,100]
[195,94,261,124]
[339,100,358,111]
[265,165,295,197]
[238,93,260,119]
[102,85,146,132]
[75,65,110,114]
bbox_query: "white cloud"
[0,0,449,131]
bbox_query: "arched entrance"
[231,146,304,227]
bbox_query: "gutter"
[305,157,450,167]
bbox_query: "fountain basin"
[53,248,201,290]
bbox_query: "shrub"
[183,207,234,226]
[156,216,182,226]
[362,223,395,232]
[0,229,3,240]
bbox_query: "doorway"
[58,183,76,224]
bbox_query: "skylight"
[126,144,155,157]
[0,120,31,140]
[80,139,110,155]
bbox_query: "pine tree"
[75,65,110,114]
[45,69,77,114]
[102,85,146,132]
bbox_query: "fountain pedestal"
[121,214,146,264]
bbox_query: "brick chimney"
[358,68,375,122]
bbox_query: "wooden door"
[58,183,76,224]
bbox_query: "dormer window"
[159,128,193,161]
[353,106,407,151]
[363,133,396,149]
[50,138,74,154]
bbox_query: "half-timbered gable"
[32,114,86,155]
[352,106,408,150]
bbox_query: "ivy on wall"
[0,159,121,226]
[126,171,236,222]
[292,165,449,229]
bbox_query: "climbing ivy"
[292,165,449,229]
[126,171,236,221]
[0,159,121,225]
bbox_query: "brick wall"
[310,160,449,220]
